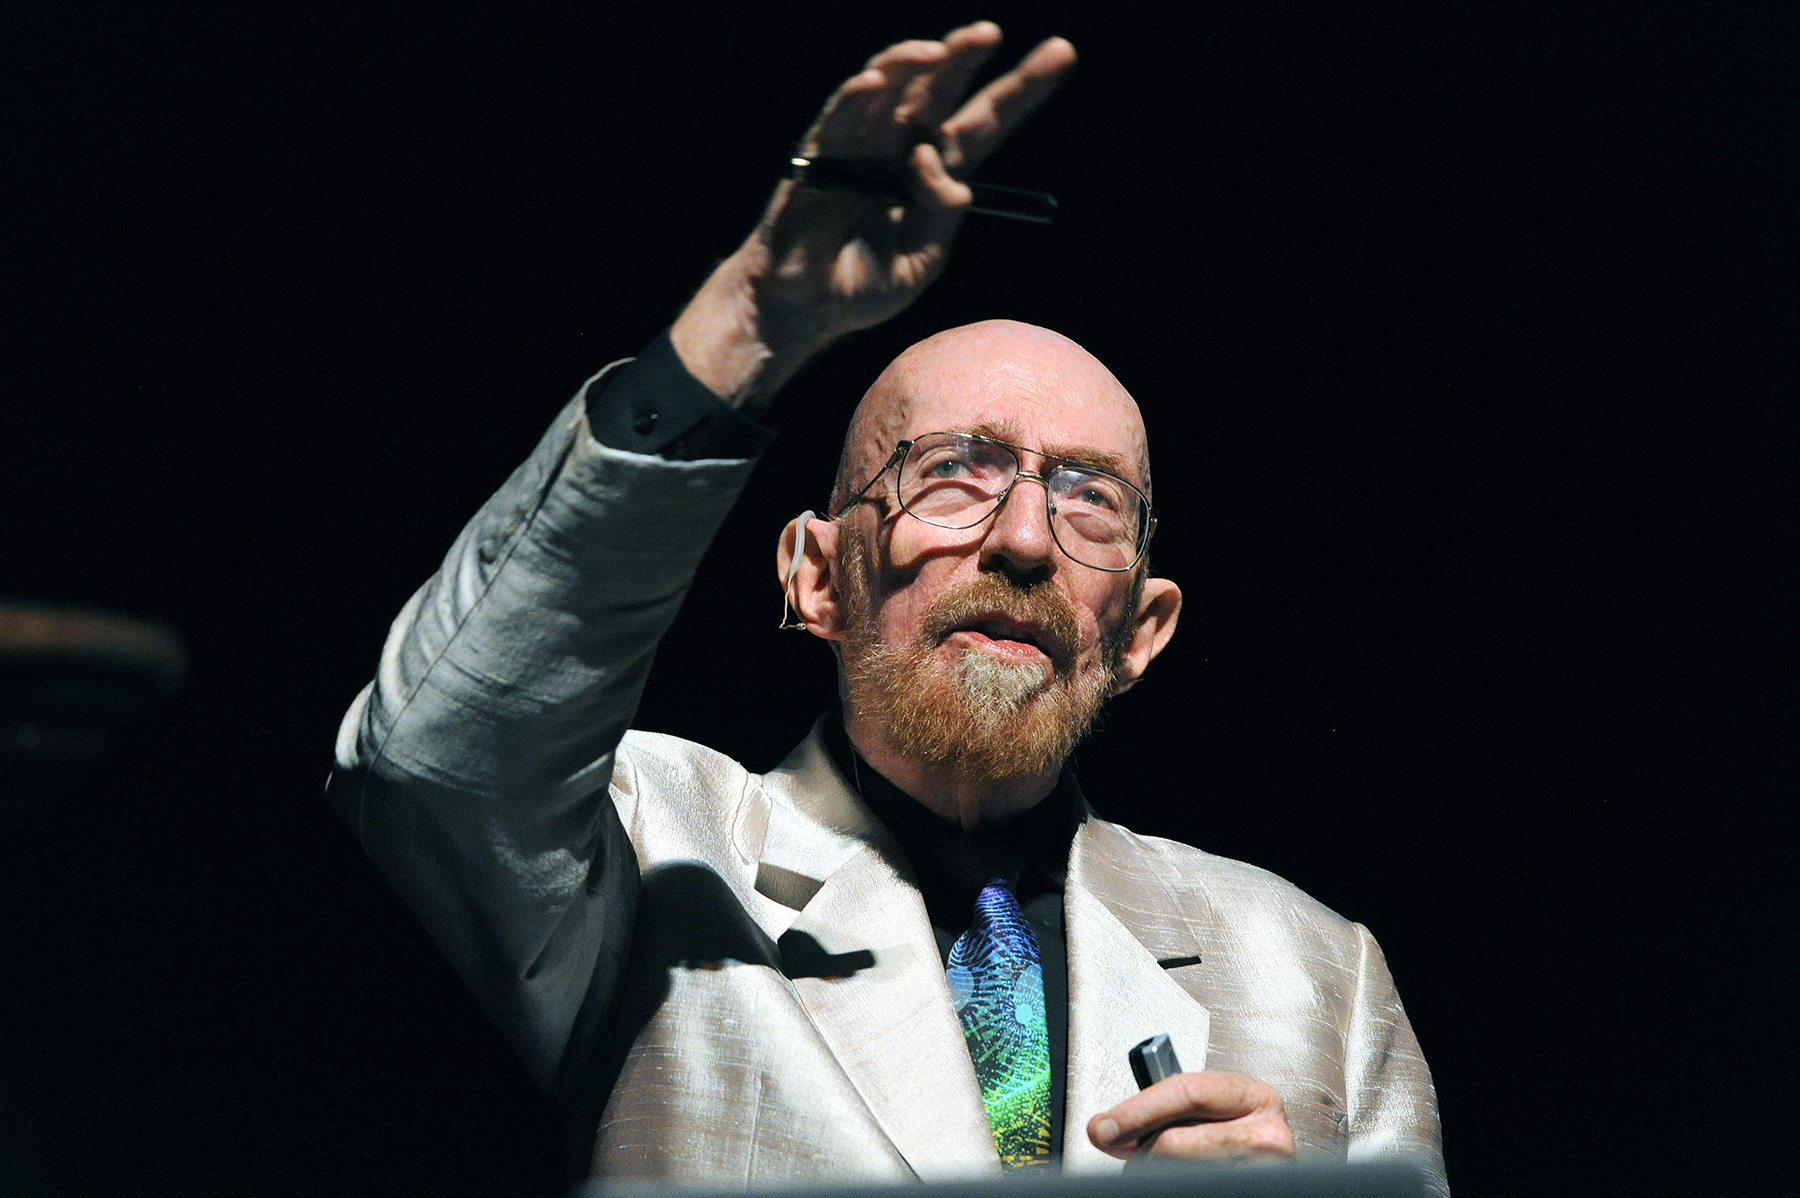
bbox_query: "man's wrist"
[669,240,834,415]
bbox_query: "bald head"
[831,321,1150,514]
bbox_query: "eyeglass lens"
[897,433,1145,570]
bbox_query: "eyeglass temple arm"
[829,441,914,519]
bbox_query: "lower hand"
[1087,1072,1297,1163]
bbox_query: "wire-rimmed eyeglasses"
[832,431,1156,572]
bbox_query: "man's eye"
[923,456,976,479]
[1058,473,1124,511]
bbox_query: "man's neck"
[845,713,1061,831]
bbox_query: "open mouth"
[945,615,1053,659]
[917,576,1082,675]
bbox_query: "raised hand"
[670,22,1076,409]
[764,24,1074,328]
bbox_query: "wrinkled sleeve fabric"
[1345,923,1449,1198]
[328,357,764,1088]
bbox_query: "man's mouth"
[953,616,1046,650]
[915,574,1083,675]
[943,615,1057,666]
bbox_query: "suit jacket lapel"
[1062,820,1213,1174]
[782,849,1000,1179]
[758,722,1000,1180]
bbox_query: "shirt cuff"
[583,328,778,461]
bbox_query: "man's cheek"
[877,602,927,653]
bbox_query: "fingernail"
[1094,1117,1120,1146]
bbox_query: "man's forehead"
[954,418,1138,480]
[881,324,1145,470]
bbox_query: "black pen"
[786,156,1058,225]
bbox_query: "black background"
[2,3,1793,1195]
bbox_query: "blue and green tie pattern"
[947,882,1053,1169]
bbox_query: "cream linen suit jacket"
[330,378,1447,1193]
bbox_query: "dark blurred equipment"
[0,601,186,830]
[572,1162,1433,1198]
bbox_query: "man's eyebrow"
[961,421,1138,481]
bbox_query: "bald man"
[331,22,1446,1194]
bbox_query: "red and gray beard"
[837,528,1139,784]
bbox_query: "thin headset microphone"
[778,510,815,630]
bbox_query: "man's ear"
[1109,577,1182,696]
[774,515,847,640]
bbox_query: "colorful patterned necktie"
[946,881,1053,1170]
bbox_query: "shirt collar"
[820,711,1087,928]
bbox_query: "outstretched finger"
[863,37,950,74]
[895,21,1005,134]
[808,42,952,157]
[804,67,893,156]
[852,38,953,147]
[939,35,1077,173]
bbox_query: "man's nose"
[978,473,1058,576]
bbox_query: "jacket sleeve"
[328,370,761,1087]
[1344,923,1450,1197]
